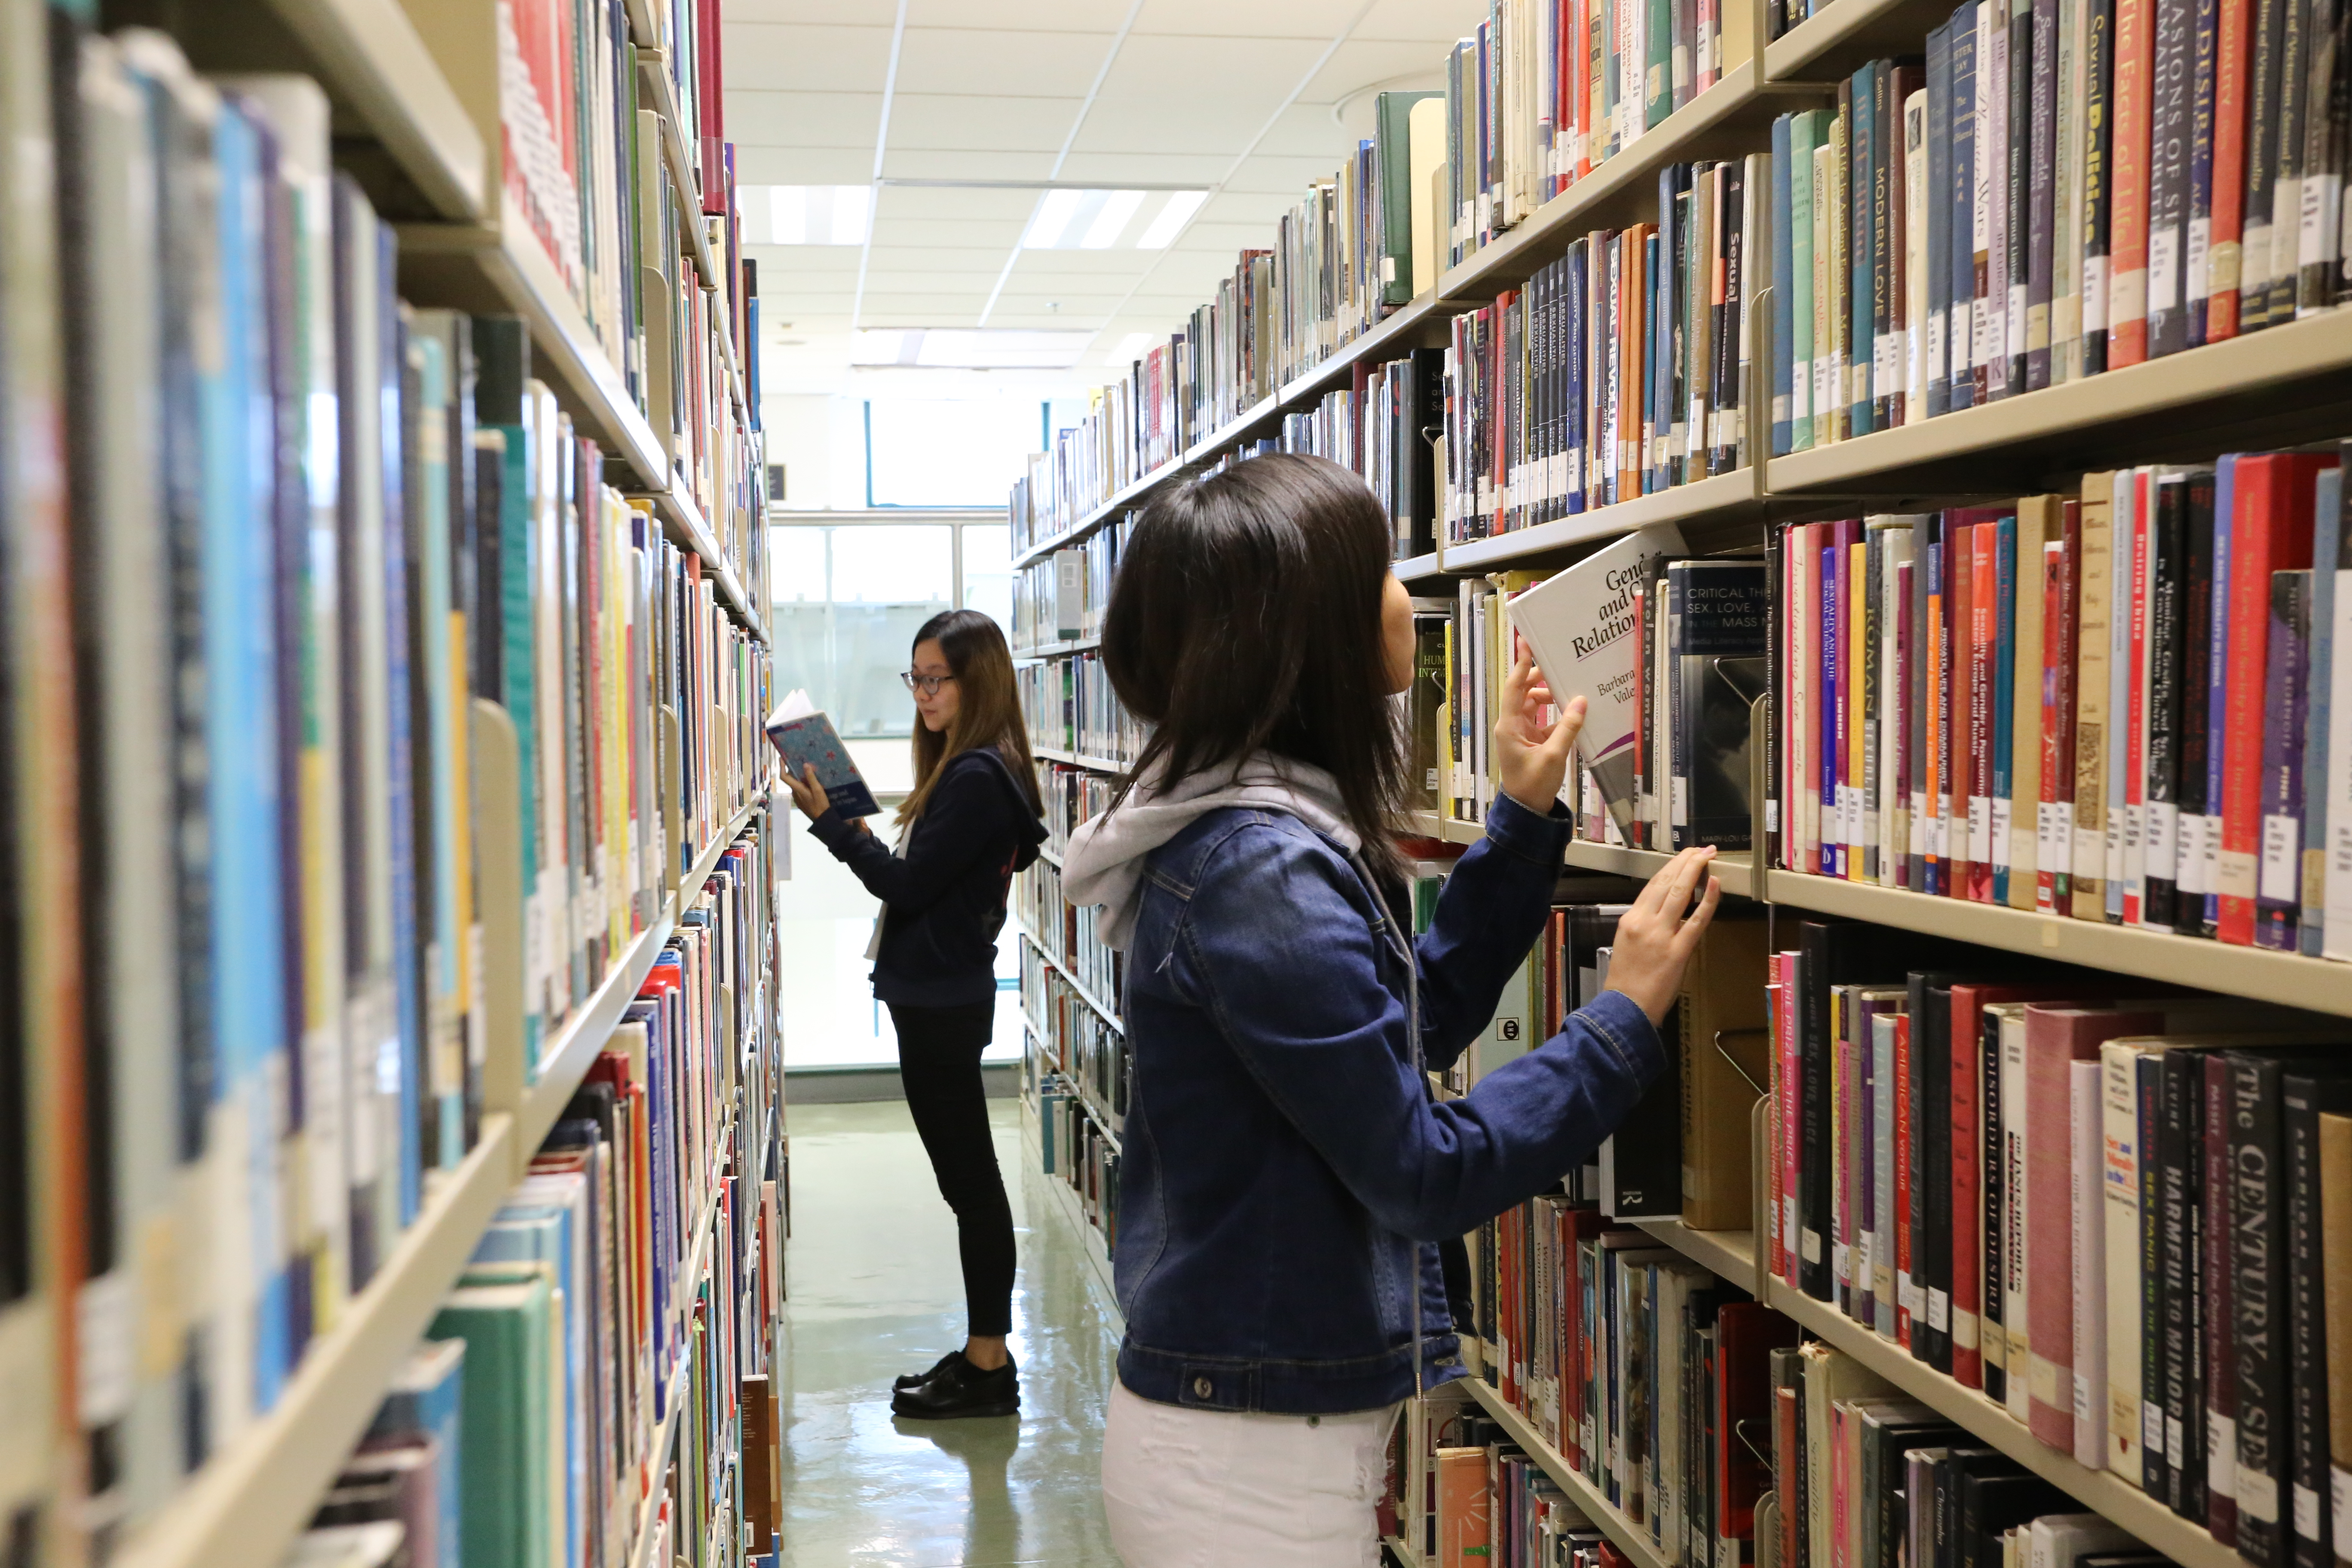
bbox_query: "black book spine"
[2176,475,2216,931]
[2141,1050,2173,1498]
[2149,0,2197,354]
[1721,162,1749,477]
[2231,1053,2294,1568]
[1983,1008,2008,1406]
[2263,0,2312,327]
[2146,475,2187,928]
[2027,0,2060,389]
[2292,0,2346,314]
[2282,1072,2348,1568]
[1924,983,1956,1370]
[2084,0,2117,373]
[2159,1049,2208,1522]
[2005,0,2034,396]
[2243,0,2290,331]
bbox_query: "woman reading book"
[1060,453,1719,1565]
[784,608,1047,1420]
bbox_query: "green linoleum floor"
[776,1097,1123,1567]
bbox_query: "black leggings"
[888,999,1016,1339]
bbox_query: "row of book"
[1762,918,2352,1568]
[1016,651,1144,768]
[1014,859,1123,1022]
[1764,8,2352,459]
[1447,158,1767,542]
[1011,518,1134,654]
[0,15,776,1557]
[1770,448,2352,957]
[284,821,782,1568]
[1277,350,1446,562]
[1384,1402,1615,1566]
[1036,762,1115,864]
[1020,946,1128,1139]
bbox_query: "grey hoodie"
[1061,753,1360,952]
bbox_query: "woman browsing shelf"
[1061,453,1718,1567]
[784,608,1048,1420]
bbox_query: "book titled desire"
[1504,521,1688,837]
[764,689,880,818]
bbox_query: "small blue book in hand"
[765,689,881,818]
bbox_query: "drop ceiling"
[726,0,1489,398]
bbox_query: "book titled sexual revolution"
[1504,522,1687,837]
[764,689,881,818]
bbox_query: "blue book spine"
[2300,468,2340,952]
[1773,118,1795,456]
[1992,514,2020,904]
[1645,230,1663,495]
[381,236,423,1229]
[492,423,540,1066]
[207,100,292,1417]
[2204,455,2236,932]
[1927,22,1956,414]
[1850,62,1878,438]
[1949,9,1980,412]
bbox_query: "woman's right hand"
[784,763,830,820]
[1603,845,1721,1026]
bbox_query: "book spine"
[2007,0,2036,394]
[2072,1057,2111,1470]
[2157,1051,2208,1520]
[2185,0,2221,345]
[2260,0,2311,328]
[2149,0,2199,354]
[2207,1052,2244,1546]
[2233,1056,2293,1568]
[2104,1041,2150,1484]
[1957,1001,1989,1388]
[1970,529,1999,903]
[2147,478,2186,928]
[2030,0,2063,387]
[2209,0,2254,336]
[1954,10,1982,410]
[2028,1027,2087,1454]
[2085,0,2120,371]
[1977,5,2004,407]
[2257,571,2312,949]
[2242,0,2289,322]
[2281,1076,2337,1568]
[2300,470,2338,953]
[2141,1050,2173,1498]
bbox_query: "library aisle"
[773,1102,1119,1568]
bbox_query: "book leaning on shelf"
[0,14,772,1557]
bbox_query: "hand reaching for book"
[1603,846,1721,1027]
[784,763,830,820]
[1494,646,1586,815]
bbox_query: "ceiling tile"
[1245,100,1363,158]
[1062,35,1329,156]
[1295,38,1450,106]
[1219,152,1350,193]
[730,145,872,184]
[905,0,1125,30]
[722,0,900,22]
[893,27,1118,97]
[1199,189,1300,226]
[844,244,1012,272]
[1354,0,1491,42]
[887,92,1082,151]
[1048,149,1231,186]
[998,247,1161,277]
[878,147,1059,181]
[875,183,1041,221]
[726,89,884,149]
[1128,0,1362,38]
[721,22,896,92]
[741,244,865,278]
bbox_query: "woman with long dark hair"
[784,607,1047,1419]
[1062,453,1720,1564]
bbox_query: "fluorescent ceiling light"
[1133,189,1208,249]
[746,185,872,245]
[1023,188,1085,249]
[1080,190,1147,249]
[851,329,1090,369]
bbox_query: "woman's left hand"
[1494,646,1585,814]
[784,763,830,820]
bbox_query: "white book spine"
[2327,554,2352,959]
[2070,1059,2108,1470]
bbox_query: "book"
[763,689,879,819]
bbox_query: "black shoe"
[893,1350,965,1391]
[891,1352,1018,1420]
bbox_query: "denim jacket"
[1111,788,1665,1415]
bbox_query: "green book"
[432,1274,553,1568]
[1647,0,1675,130]
[1375,90,1443,306]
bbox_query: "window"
[864,399,1043,508]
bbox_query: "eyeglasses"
[899,671,956,696]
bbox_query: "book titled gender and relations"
[1504,522,1687,838]
[764,690,881,818]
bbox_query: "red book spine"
[1767,979,1787,1284]
[1775,1385,1802,1568]
[2218,454,2328,942]
[2109,0,2156,364]
[1894,1011,1915,1349]
[2124,474,2150,927]
[1969,527,1998,903]
[2207,0,2253,339]
[1950,994,1986,1389]
[1951,524,1979,896]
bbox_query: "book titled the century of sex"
[1506,521,1689,839]
[763,689,881,818]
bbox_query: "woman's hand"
[1604,846,1722,1026]
[1493,646,1586,815]
[784,763,830,820]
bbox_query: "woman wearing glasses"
[784,608,1048,1419]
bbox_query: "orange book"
[1436,1446,1493,1565]
[2107,0,2156,364]
[2205,0,2254,338]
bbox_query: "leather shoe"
[891,1352,1018,1419]
[893,1350,964,1391]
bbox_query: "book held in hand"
[764,689,881,818]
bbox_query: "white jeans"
[1099,1378,1402,1568]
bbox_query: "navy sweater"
[808,745,1047,1008]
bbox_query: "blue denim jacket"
[1111,788,1666,1415]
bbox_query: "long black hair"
[900,608,1043,826]
[1101,452,1407,878]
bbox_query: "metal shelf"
[1011,635,1102,659]
[1764,869,2352,1017]
[1761,1277,2252,1568]
[1017,925,1123,1035]
[1627,1217,1760,1296]
[1031,745,1129,775]
[644,472,766,642]
[1442,467,1764,573]
[633,51,717,291]
[1012,456,1187,570]
[1394,551,1447,581]
[112,1116,518,1568]
[1763,0,1962,82]
[1562,840,1759,899]
[1460,1378,1676,1568]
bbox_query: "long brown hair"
[1101,452,1408,880]
[899,608,1043,826]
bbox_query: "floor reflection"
[777,1098,1122,1566]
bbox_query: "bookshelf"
[1441,468,1765,573]
[1461,1377,1678,1568]
[111,1117,519,1568]
[1017,925,1123,1037]
[1032,744,1130,775]
[1016,1095,1123,1320]
[1761,0,1960,82]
